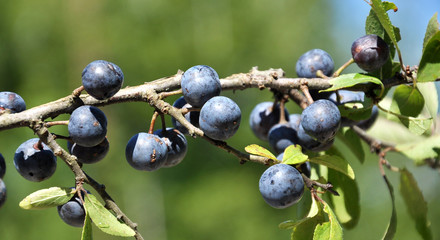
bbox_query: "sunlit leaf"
[280,193,321,230]
[282,145,308,165]
[400,168,432,240]
[313,222,330,240]
[418,31,440,82]
[327,169,360,229]
[81,211,93,240]
[323,201,343,239]
[289,198,325,240]
[390,85,425,118]
[19,187,75,210]
[245,144,277,160]
[423,13,439,52]
[382,175,397,240]
[396,135,440,165]
[322,73,384,98]
[84,194,135,237]
[309,155,355,180]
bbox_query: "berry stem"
[288,89,309,109]
[44,120,69,127]
[158,89,182,99]
[333,58,355,77]
[72,85,85,97]
[149,111,160,134]
[300,83,314,104]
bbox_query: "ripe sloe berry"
[301,99,341,143]
[0,153,5,179]
[249,102,290,141]
[268,123,299,154]
[259,164,305,209]
[14,138,57,182]
[199,96,241,141]
[68,106,107,147]
[82,60,124,100]
[181,65,221,107]
[296,49,334,78]
[0,178,6,208]
[154,128,188,167]
[57,196,86,227]
[67,138,109,164]
[125,132,168,171]
[0,91,26,113]
[351,34,390,72]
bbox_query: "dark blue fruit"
[199,96,241,141]
[356,105,379,130]
[125,132,168,171]
[0,91,26,113]
[82,60,124,100]
[181,65,221,107]
[154,128,188,167]
[351,34,390,72]
[67,138,109,164]
[57,196,85,227]
[259,164,305,209]
[0,153,5,179]
[68,106,107,147]
[249,102,290,141]
[301,99,341,143]
[0,178,6,208]
[328,90,365,105]
[296,49,334,78]
[14,138,57,182]
[268,123,299,154]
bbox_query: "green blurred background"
[0,0,439,239]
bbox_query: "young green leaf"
[313,222,331,240]
[327,169,360,229]
[396,135,440,165]
[418,31,440,82]
[288,197,326,240]
[390,85,425,118]
[81,212,93,240]
[336,128,365,164]
[84,194,135,237]
[400,168,432,240]
[423,13,439,52]
[244,144,277,160]
[282,145,308,165]
[381,104,432,135]
[382,175,397,240]
[322,73,384,98]
[19,187,75,210]
[309,155,355,180]
[320,201,344,240]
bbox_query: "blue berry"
[68,106,107,147]
[0,91,26,113]
[14,138,57,182]
[154,128,188,167]
[82,60,124,100]
[0,153,5,179]
[67,138,109,164]
[249,102,290,141]
[268,123,299,154]
[199,96,241,141]
[301,99,341,142]
[171,97,200,135]
[125,132,168,171]
[57,196,85,227]
[328,90,365,105]
[351,34,389,72]
[297,123,334,152]
[259,164,305,209]
[0,178,6,208]
[296,49,334,78]
[181,65,221,107]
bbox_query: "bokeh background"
[0,0,439,239]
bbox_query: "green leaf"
[289,198,326,240]
[244,144,277,160]
[19,187,75,210]
[81,211,93,240]
[399,168,432,240]
[84,194,136,237]
[370,0,401,60]
[396,135,440,165]
[418,31,440,82]
[336,128,365,163]
[382,175,397,240]
[322,73,384,98]
[418,82,439,119]
[282,145,308,165]
[368,117,425,145]
[390,85,425,118]
[313,222,331,240]
[327,169,360,229]
[423,13,439,52]
[309,155,355,180]
[280,193,321,230]
[323,202,344,239]
[382,104,432,135]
